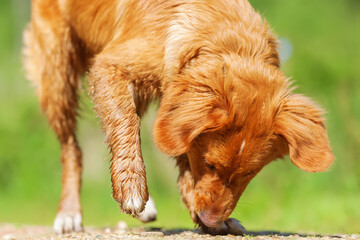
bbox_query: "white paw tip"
[53,213,82,234]
[137,196,157,223]
[53,216,64,234]
[122,196,144,215]
[74,214,83,232]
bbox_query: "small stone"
[115,221,128,230]
[140,231,164,237]
[182,231,194,236]
[350,234,359,239]
[104,227,111,233]
[2,234,16,240]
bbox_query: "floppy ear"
[154,82,229,156]
[274,94,334,172]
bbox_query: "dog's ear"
[274,94,334,172]
[154,82,229,156]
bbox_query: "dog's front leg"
[89,57,148,216]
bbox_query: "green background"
[1,0,359,234]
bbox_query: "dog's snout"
[198,208,223,228]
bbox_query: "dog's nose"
[198,209,223,228]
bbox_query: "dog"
[23,0,334,235]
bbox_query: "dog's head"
[154,61,334,228]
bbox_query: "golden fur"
[23,0,334,235]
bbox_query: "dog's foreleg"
[89,53,149,216]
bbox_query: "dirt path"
[0,223,358,240]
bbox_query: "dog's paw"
[121,194,146,216]
[137,196,157,223]
[201,218,246,235]
[53,212,82,234]
[114,175,148,216]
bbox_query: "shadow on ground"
[154,227,345,239]
[0,224,356,239]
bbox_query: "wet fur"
[23,0,334,234]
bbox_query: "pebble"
[2,234,16,240]
[115,221,128,230]
[181,231,195,236]
[350,234,359,239]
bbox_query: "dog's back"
[25,0,277,84]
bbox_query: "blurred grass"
[0,0,359,234]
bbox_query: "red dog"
[23,0,334,235]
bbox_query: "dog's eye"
[203,157,216,170]
[206,163,216,171]
[244,171,255,177]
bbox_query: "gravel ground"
[0,222,359,240]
